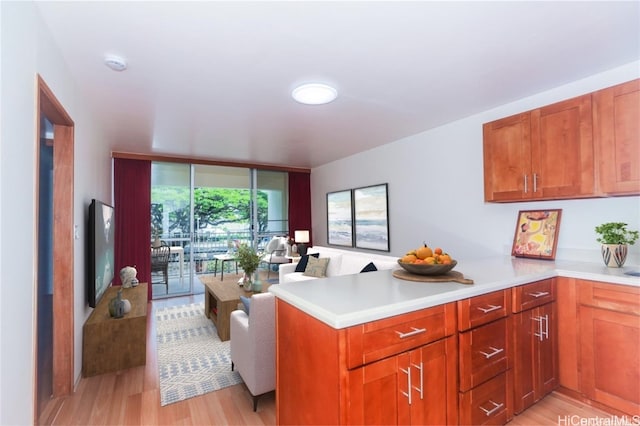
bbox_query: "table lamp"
[294,230,310,256]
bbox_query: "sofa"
[278,245,399,284]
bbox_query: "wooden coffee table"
[203,279,254,341]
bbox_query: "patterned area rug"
[156,302,242,406]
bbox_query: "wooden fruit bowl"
[397,259,457,276]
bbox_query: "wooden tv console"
[82,283,148,377]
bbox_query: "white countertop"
[268,257,640,329]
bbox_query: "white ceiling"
[35,1,640,169]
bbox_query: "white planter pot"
[601,244,628,268]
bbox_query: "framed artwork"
[353,183,390,252]
[326,190,354,247]
[511,209,562,260]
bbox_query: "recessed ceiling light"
[292,83,338,105]
[104,54,127,72]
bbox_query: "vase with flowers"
[236,243,261,291]
[595,222,639,267]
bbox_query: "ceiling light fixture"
[292,83,338,105]
[104,54,128,72]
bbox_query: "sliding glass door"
[150,162,288,299]
[151,163,192,298]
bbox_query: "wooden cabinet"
[82,283,148,377]
[275,299,458,425]
[593,79,640,196]
[483,95,593,202]
[458,290,512,424]
[578,280,640,416]
[556,277,580,393]
[347,336,457,425]
[512,279,557,414]
[483,112,531,202]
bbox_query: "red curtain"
[288,172,312,245]
[114,158,152,300]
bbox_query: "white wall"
[312,62,640,267]
[0,2,112,424]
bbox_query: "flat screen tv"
[88,199,115,308]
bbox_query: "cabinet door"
[580,305,640,415]
[348,336,457,425]
[537,303,557,396]
[483,112,531,202]
[512,309,537,413]
[530,94,594,199]
[348,354,410,425]
[512,303,557,414]
[409,336,458,425]
[593,79,640,195]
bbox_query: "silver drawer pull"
[477,304,502,314]
[528,291,549,298]
[395,327,427,339]
[480,400,504,416]
[479,346,504,359]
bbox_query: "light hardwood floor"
[40,292,616,425]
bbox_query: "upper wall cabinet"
[593,79,640,196]
[483,95,593,202]
[483,79,639,203]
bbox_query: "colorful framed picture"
[354,183,390,252]
[511,209,562,260]
[327,190,354,247]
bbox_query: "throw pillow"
[360,262,378,273]
[303,256,330,278]
[295,253,320,272]
[240,295,251,315]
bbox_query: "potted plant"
[595,222,639,267]
[236,243,261,291]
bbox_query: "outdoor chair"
[151,245,171,293]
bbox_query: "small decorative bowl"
[397,259,457,276]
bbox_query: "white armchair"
[260,236,289,279]
[230,292,276,411]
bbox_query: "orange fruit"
[414,259,425,264]
[440,254,452,263]
[416,245,433,260]
[401,254,417,263]
[425,256,436,264]
[434,247,443,255]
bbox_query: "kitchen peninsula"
[269,257,639,424]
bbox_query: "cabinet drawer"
[513,279,555,313]
[458,290,510,331]
[346,303,456,369]
[459,371,509,426]
[459,318,509,392]
[579,280,640,316]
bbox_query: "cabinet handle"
[400,366,412,405]
[395,327,427,339]
[524,175,528,193]
[412,362,424,400]
[533,173,538,193]
[532,315,549,341]
[479,346,504,359]
[528,291,549,298]
[480,400,504,416]
[477,304,502,314]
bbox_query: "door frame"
[35,75,75,416]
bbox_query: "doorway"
[35,76,74,422]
